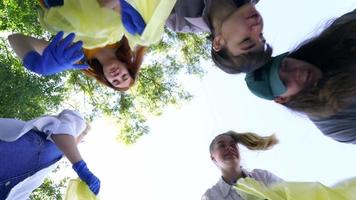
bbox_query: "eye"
[122,74,128,81]
[240,38,255,50]
[218,143,226,149]
[281,59,292,72]
[241,37,252,45]
[112,80,120,86]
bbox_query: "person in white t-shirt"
[0,109,100,200]
[202,131,283,200]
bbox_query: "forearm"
[51,134,83,164]
[8,33,49,59]
[98,0,120,11]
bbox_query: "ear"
[211,154,217,163]
[212,35,225,52]
[274,96,290,104]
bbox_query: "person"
[167,0,270,74]
[244,9,356,143]
[38,0,177,48]
[166,0,210,33]
[0,109,100,199]
[9,0,177,91]
[169,0,271,73]
[206,0,271,74]
[202,131,282,200]
[38,0,147,91]
[8,31,145,91]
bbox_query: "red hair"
[82,37,146,91]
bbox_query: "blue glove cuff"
[72,160,87,173]
[23,51,46,75]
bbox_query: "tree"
[0,0,46,37]
[29,161,70,200]
[0,38,67,120]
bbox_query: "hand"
[72,160,101,195]
[120,0,146,35]
[23,31,88,76]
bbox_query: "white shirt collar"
[218,168,251,198]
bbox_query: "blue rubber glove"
[119,0,146,35]
[23,31,88,76]
[72,160,101,195]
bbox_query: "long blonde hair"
[209,131,278,154]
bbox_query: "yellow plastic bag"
[235,177,356,200]
[38,0,124,49]
[64,179,99,200]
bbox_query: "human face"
[211,135,240,169]
[216,3,264,56]
[276,57,322,103]
[102,58,132,89]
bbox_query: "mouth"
[224,151,238,159]
[110,67,120,77]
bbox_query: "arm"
[8,33,49,59]
[51,134,82,164]
[98,0,120,11]
[51,133,100,195]
[8,32,88,76]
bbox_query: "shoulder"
[30,109,86,139]
[249,169,283,185]
[52,109,87,137]
[308,101,356,143]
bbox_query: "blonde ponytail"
[230,131,278,150]
[209,131,278,154]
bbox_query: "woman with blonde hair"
[202,131,282,200]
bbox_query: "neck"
[93,48,115,67]
[221,166,244,185]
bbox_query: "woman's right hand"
[22,31,88,76]
[72,160,101,195]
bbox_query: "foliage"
[0,38,67,120]
[29,161,70,200]
[0,0,45,36]
[30,177,69,200]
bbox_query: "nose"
[226,145,235,152]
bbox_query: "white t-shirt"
[202,169,282,200]
[0,109,86,200]
[0,109,86,142]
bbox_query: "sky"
[61,0,356,199]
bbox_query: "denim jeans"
[0,130,63,199]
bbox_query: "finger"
[64,41,83,58]
[69,49,85,63]
[49,31,64,49]
[57,32,76,54]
